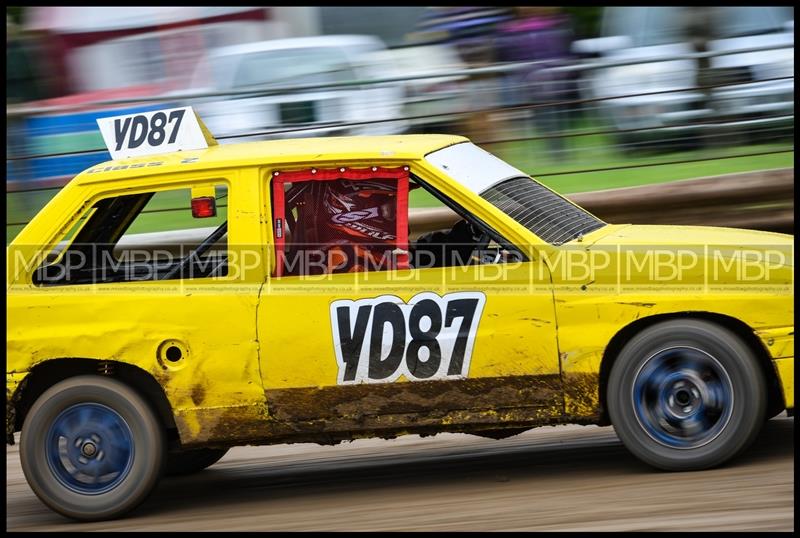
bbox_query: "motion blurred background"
[6,6,795,243]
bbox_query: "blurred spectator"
[413,7,513,64]
[495,7,576,155]
[411,7,514,141]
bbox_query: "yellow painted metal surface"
[549,225,792,416]
[756,326,794,360]
[74,135,468,186]
[772,358,794,409]
[6,133,795,447]
[258,266,560,383]
[7,167,269,444]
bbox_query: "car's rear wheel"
[607,319,766,471]
[20,375,165,521]
[165,447,229,476]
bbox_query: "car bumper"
[772,357,793,411]
[757,326,794,411]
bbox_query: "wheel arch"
[597,312,782,426]
[11,358,177,442]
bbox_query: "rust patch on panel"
[7,389,18,445]
[249,375,567,445]
[174,375,607,449]
[174,404,271,448]
[6,377,28,445]
[190,384,206,407]
[561,372,602,421]
[266,374,563,422]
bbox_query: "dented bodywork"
[6,135,794,449]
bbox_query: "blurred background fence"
[6,6,794,243]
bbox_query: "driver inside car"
[283,178,400,275]
[282,176,498,276]
[410,219,489,269]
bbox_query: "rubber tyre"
[165,448,229,476]
[607,319,766,471]
[20,375,166,521]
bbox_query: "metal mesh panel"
[281,178,400,275]
[481,177,605,245]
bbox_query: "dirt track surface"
[7,416,794,532]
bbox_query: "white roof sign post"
[97,106,217,160]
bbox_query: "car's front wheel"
[20,375,166,521]
[607,319,766,471]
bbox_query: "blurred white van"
[183,35,407,141]
[573,7,793,148]
[359,43,469,134]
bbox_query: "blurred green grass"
[409,142,794,207]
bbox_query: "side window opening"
[45,206,99,265]
[272,167,409,277]
[408,175,526,269]
[270,167,525,278]
[33,184,229,286]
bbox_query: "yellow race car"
[6,108,793,521]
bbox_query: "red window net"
[272,167,410,277]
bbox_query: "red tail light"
[191,197,217,218]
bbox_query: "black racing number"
[368,303,406,380]
[147,112,167,146]
[332,292,485,384]
[336,305,372,382]
[405,299,442,379]
[126,115,149,149]
[166,109,185,144]
[445,298,480,375]
[112,109,186,151]
[113,117,132,151]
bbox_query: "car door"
[255,162,562,438]
[7,171,269,447]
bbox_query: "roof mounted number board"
[97,106,217,160]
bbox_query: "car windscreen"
[426,142,605,245]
